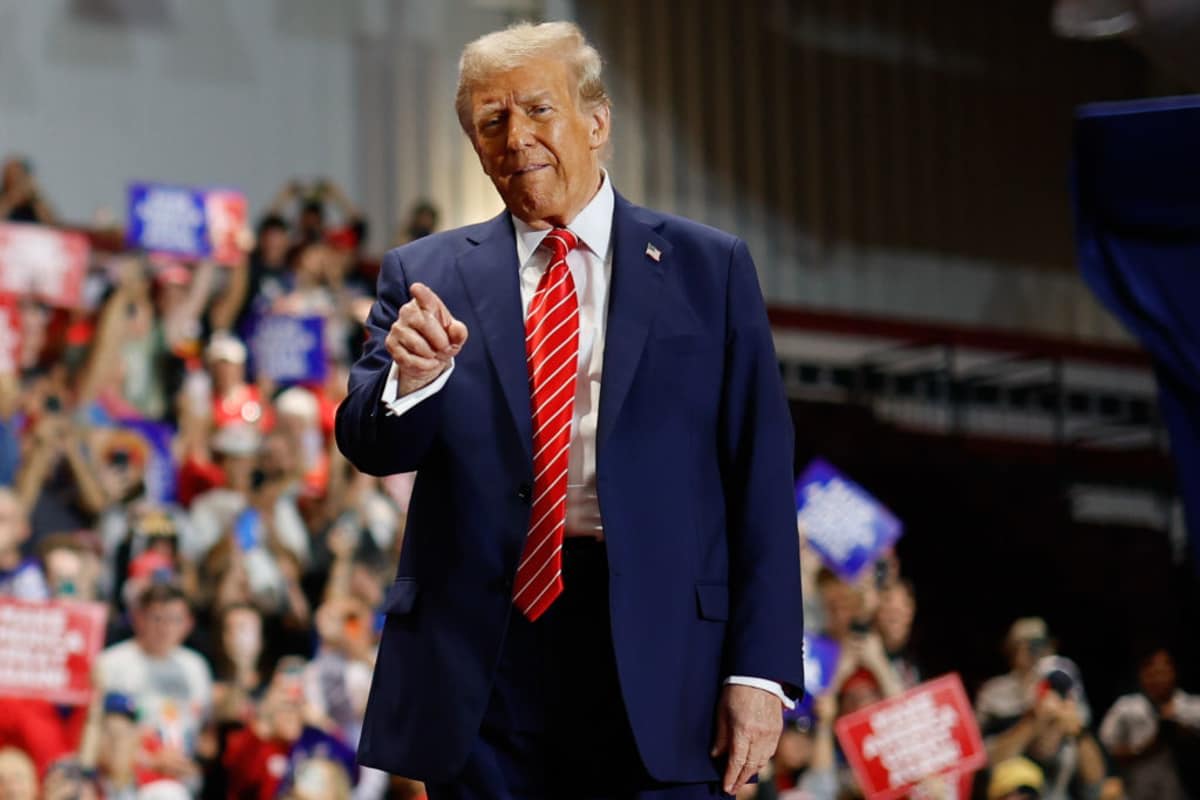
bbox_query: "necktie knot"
[543,227,579,261]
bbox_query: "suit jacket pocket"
[382,578,420,616]
[695,582,729,621]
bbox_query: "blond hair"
[455,21,610,137]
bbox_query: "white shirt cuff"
[381,361,454,416]
[725,676,796,710]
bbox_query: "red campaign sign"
[0,599,108,706]
[0,294,19,374]
[205,189,248,265]
[0,223,91,308]
[835,673,986,800]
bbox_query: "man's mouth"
[511,164,548,176]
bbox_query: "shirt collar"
[512,171,614,269]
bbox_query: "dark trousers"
[425,539,730,800]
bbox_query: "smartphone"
[234,508,261,551]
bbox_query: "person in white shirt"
[1100,647,1200,800]
[97,582,213,788]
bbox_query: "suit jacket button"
[517,483,532,503]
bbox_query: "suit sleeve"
[335,249,444,476]
[718,238,806,696]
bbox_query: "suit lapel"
[456,211,533,462]
[597,194,672,456]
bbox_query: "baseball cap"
[127,550,176,582]
[102,692,138,719]
[1007,618,1049,646]
[206,334,247,365]
[988,757,1044,799]
[275,386,319,421]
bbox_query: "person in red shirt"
[207,335,273,431]
[223,658,311,800]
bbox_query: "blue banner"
[126,182,212,257]
[1073,96,1200,575]
[114,418,177,504]
[796,458,902,580]
[250,315,327,384]
[803,633,842,697]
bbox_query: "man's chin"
[504,190,560,225]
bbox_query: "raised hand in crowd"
[0,156,56,225]
[15,399,108,518]
[832,630,905,700]
[208,227,256,333]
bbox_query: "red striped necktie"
[513,227,580,621]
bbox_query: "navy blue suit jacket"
[335,192,805,783]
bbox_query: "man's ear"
[589,104,612,151]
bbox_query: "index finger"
[724,731,749,794]
[409,282,451,327]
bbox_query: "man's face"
[259,433,297,481]
[469,54,610,227]
[820,580,856,640]
[1139,650,1177,703]
[98,449,144,504]
[221,452,256,493]
[211,358,245,392]
[876,585,914,651]
[260,226,290,265]
[135,599,191,657]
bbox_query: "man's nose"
[506,114,534,151]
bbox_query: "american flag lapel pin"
[645,243,662,262]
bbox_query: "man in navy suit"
[335,21,804,800]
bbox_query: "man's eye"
[531,105,551,115]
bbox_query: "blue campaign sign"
[796,458,902,580]
[250,315,327,384]
[114,418,177,503]
[804,633,842,697]
[126,182,211,257]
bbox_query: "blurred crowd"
[3,154,1200,800]
[739,534,1200,800]
[0,154,436,800]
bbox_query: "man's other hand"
[387,282,469,396]
[710,683,783,795]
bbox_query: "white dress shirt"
[380,173,792,708]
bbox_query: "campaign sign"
[804,634,841,697]
[126,182,246,263]
[796,459,902,580]
[834,674,986,800]
[0,599,108,706]
[115,418,178,503]
[0,223,90,308]
[205,189,248,265]
[0,295,19,374]
[250,315,326,384]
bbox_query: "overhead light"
[1052,0,1140,39]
